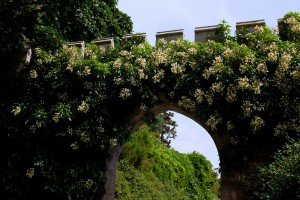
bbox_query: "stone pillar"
[65,41,85,59]
[103,143,122,200]
[91,38,114,51]
[236,19,265,36]
[277,18,284,38]
[156,29,184,43]
[121,33,147,49]
[194,25,219,42]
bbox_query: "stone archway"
[6,14,299,200]
[104,93,283,200]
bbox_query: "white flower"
[223,48,233,58]
[70,142,79,150]
[284,16,297,25]
[113,58,122,69]
[78,101,90,113]
[194,89,205,103]
[84,179,94,190]
[238,77,250,90]
[119,88,132,100]
[52,112,60,123]
[30,70,38,78]
[26,168,35,178]
[140,103,147,112]
[135,57,147,68]
[250,116,265,132]
[80,132,90,143]
[187,47,197,56]
[267,52,278,62]
[206,114,222,131]
[84,66,91,76]
[153,69,165,83]
[226,121,234,131]
[254,25,264,33]
[12,106,21,116]
[256,63,268,74]
[171,62,185,74]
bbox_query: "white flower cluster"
[171,62,185,74]
[12,106,21,116]
[153,69,165,83]
[30,70,38,79]
[250,116,264,132]
[151,49,168,66]
[178,96,196,111]
[119,88,132,100]
[206,114,222,131]
[78,101,90,113]
[194,89,205,103]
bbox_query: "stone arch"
[9,14,300,200]
[104,92,244,200]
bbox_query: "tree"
[149,111,178,147]
[248,139,300,199]
[0,0,133,52]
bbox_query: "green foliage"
[214,20,233,43]
[248,139,300,200]
[188,152,220,197]
[0,0,133,52]
[118,126,219,199]
[149,111,178,147]
[279,12,300,43]
[116,159,189,200]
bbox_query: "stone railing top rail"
[195,25,219,31]
[122,32,147,39]
[156,29,184,35]
[236,19,265,27]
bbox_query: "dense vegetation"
[116,125,220,200]
[0,0,132,52]
[1,0,300,197]
[247,138,300,199]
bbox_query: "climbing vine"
[1,12,300,199]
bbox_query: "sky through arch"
[170,112,220,171]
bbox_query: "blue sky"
[118,0,300,170]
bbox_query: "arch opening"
[170,111,220,175]
[116,108,220,199]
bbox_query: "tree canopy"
[0,0,133,52]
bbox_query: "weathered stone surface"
[156,29,184,43]
[65,41,85,59]
[195,25,219,42]
[91,38,114,51]
[236,19,265,36]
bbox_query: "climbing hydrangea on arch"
[8,12,300,199]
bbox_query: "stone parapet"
[195,25,219,42]
[236,19,265,36]
[65,41,85,59]
[91,38,114,51]
[156,29,184,43]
